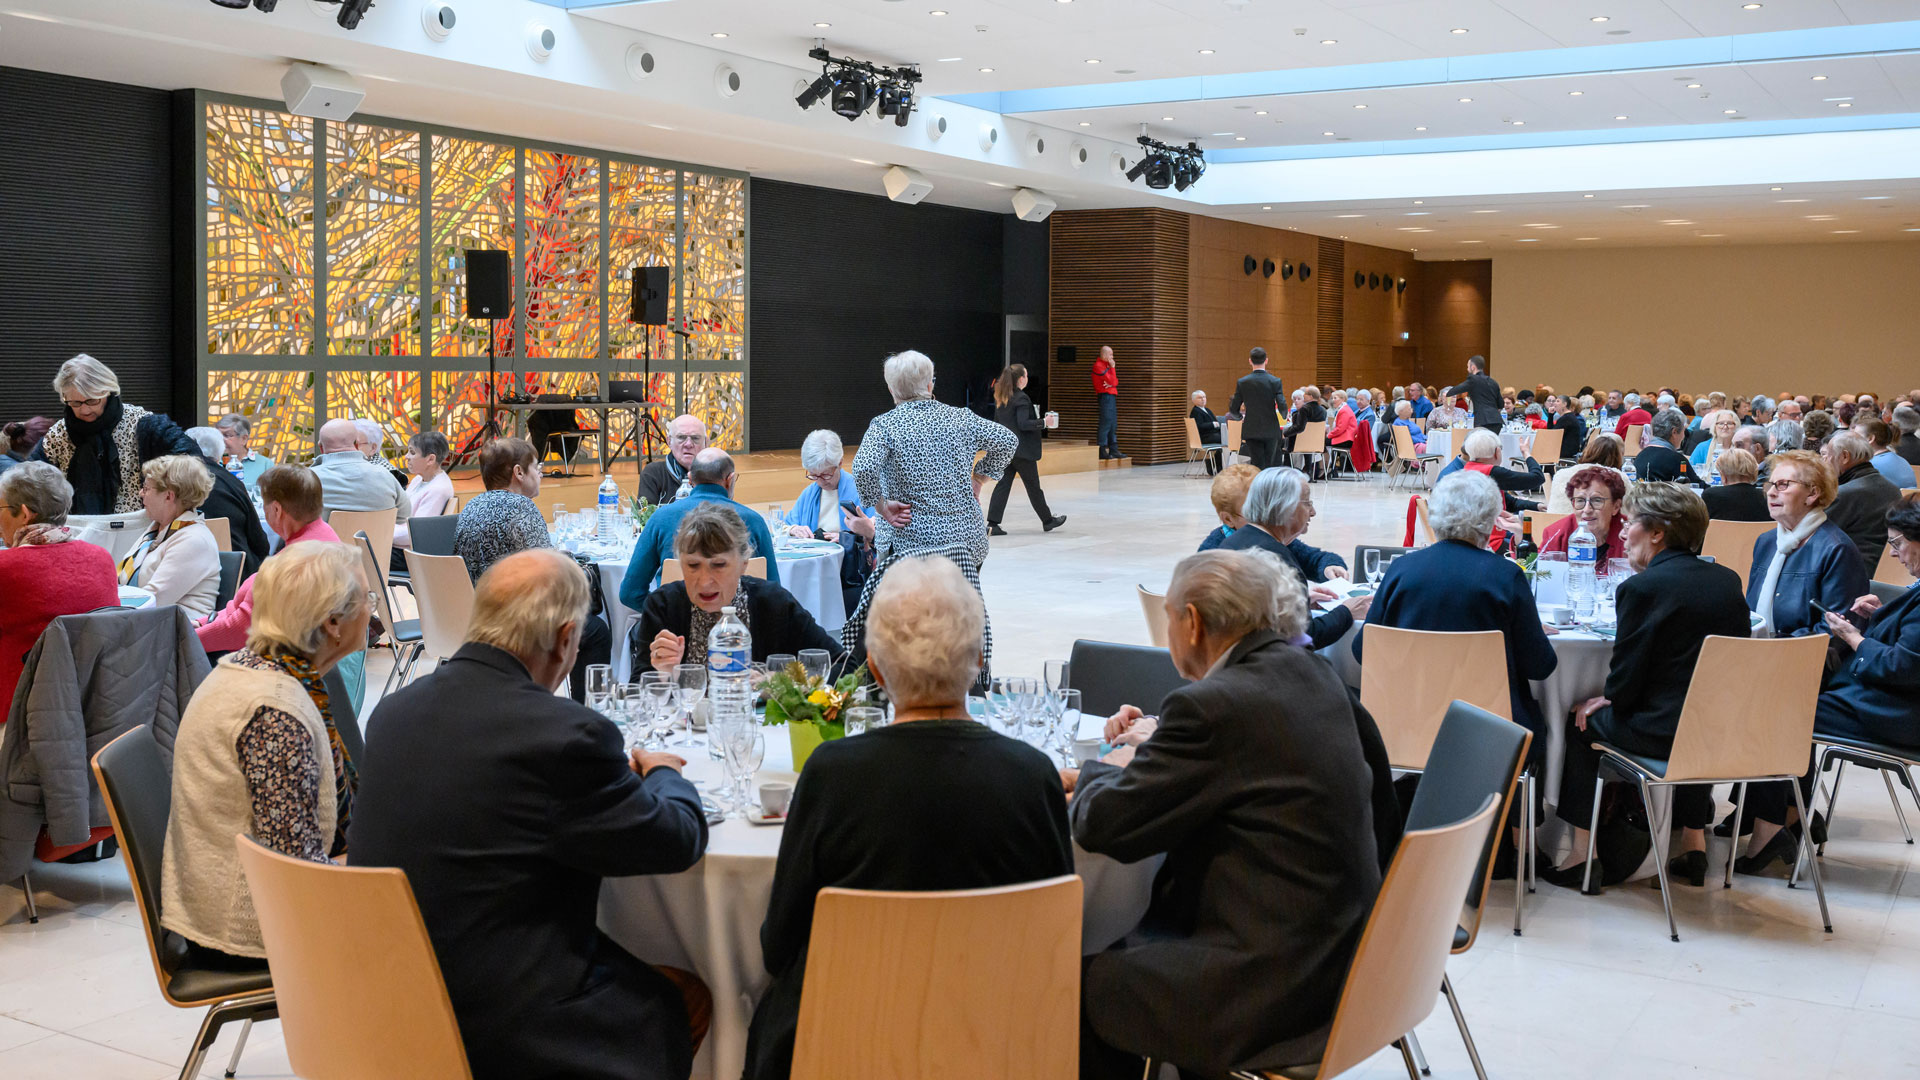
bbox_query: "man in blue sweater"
[620,448,779,611]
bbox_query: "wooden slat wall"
[1184,216,1318,419]
[1049,209,1191,465]
[1315,237,1346,388]
[1341,243,1422,393]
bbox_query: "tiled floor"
[5,464,1917,1078]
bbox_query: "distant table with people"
[596,721,1160,1080]
[1423,425,1532,463]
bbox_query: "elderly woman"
[0,463,120,713]
[1437,427,1545,512]
[188,426,272,575]
[745,554,1072,1080]
[1802,410,1837,451]
[1766,417,1805,454]
[216,413,273,491]
[1749,449,1870,637]
[639,503,840,676]
[1389,400,1427,454]
[1220,467,1368,649]
[1701,448,1770,522]
[1690,409,1741,471]
[1358,470,1558,738]
[1198,463,1257,551]
[840,350,1016,671]
[1633,409,1704,485]
[987,365,1067,535]
[785,428,876,612]
[161,541,369,962]
[120,455,223,619]
[1548,434,1623,514]
[1543,484,1752,890]
[1539,465,1628,562]
[29,353,198,515]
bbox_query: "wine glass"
[844,705,884,737]
[673,663,707,742]
[614,683,646,752]
[766,653,798,680]
[1362,549,1382,587]
[798,649,832,685]
[985,677,1019,736]
[1042,659,1069,697]
[641,679,677,748]
[768,505,787,550]
[1053,689,1084,763]
[716,716,764,816]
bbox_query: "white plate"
[745,810,787,826]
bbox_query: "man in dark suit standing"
[1227,347,1285,469]
[1071,549,1382,1079]
[1458,354,1504,430]
[349,549,711,1080]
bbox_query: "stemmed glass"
[985,677,1019,736]
[1051,689,1083,764]
[1363,550,1383,587]
[798,649,832,685]
[844,705,884,737]
[640,674,676,749]
[613,684,646,752]
[673,663,707,743]
[715,716,765,817]
[1042,659,1069,698]
[768,505,788,550]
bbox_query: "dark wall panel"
[749,178,1047,449]
[0,68,180,428]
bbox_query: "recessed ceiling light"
[1833,229,1859,234]
[1511,120,1526,125]
[1460,239,1485,244]
[1198,49,1214,55]
[1323,131,1336,136]
[930,8,948,13]
[1699,233,1724,237]
[1806,214,1836,220]
[1085,58,1100,64]
[1659,219,1693,224]
[1569,90,1584,96]
[1162,116,1175,121]
[1743,3,1762,8]
[814,22,831,28]
[1770,186,1782,191]
[1584,193,1595,198]
[1255,110,1268,115]
[1415,125,1428,131]
[937,56,963,61]
[1079,121,1091,126]
[1811,75,1828,81]
[1518,237,1542,241]
[1451,27,1469,34]
[1414,200,1424,204]
[711,31,729,38]
[850,158,877,165]
[1576,236,1600,240]
[1262,205,1272,210]
[1235,136,1246,141]
[1335,213,1364,218]
[1620,204,1650,208]
[1723,109,1737,115]
[1614,114,1629,120]
[978,66,993,72]
[1777,198,1810,203]
[1320,40,1337,46]
[1687,83,1702,89]
[1458,97,1473,103]
[1524,222,1557,227]
[1838,102,1853,108]
[1472,209,1499,213]
[1590,15,1610,22]
[1407,212,1430,216]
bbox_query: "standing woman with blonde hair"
[986,364,1067,537]
[30,353,198,514]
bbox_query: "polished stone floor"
[4,464,1918,1078]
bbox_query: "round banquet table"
[593,541,847,682]
[1422,426,1531,463]
[596,724,1160,1080]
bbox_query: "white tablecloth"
[597,726,1159,1080]
[594,544,847,681]
[1423,427,1531,462]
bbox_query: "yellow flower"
[807,688,832,707]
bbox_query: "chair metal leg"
[1395,1038,1420,1080]
[18,871,37,924]
[178,995,271,1080]
[1727,782,1747,889]
[1788,781,1834,933]
[1640,777,1680,942]
[1581,775,1604,894]
[224,1017,253,1078]
[1527,771,1538,893]
[1821,763,1848,858]
[1405,1029,1432,1076]
[1882,768,1915,844]
[1441,974,1488,1080]
[1514,770,1533,935]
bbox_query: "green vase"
[785,719,845,771]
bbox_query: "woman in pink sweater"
[197,464,338,655]
[0,463,120,715]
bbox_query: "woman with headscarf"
[30,354,198,515]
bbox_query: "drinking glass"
[716,716,764,816]
[768,505,788,550]
[585,664,613,714]
[844,705,884,737]
[673,664,707,739]
[1042,659,1069,697]
[798,649,832,685]
[766,653,798,680]
[614,684,646,752]
[1362,549,1383,586]
[985,677,1019,736]
[1053,689,1084,763]
[640,682,676,748]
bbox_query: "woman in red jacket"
[0,462,120,716]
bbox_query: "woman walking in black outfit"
[987,364,1067,536]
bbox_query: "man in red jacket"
[1092,345,1126,460]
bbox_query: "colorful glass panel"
[327,371,423,453]
[326,123,421,355]
[429,137,516,358]
[522,151,601,359]
[685,371,745,451]
[206,370,315,464]
[607,161,678,367]
[205,104,316,355]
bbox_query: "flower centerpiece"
[629,495,658,531]
[761,660,869,770]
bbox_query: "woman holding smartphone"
[986,364,1068,537]
[788,428,876,613]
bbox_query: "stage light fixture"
[796,43,922,124]
[1124,134,1205,192]
[796,72,835,109]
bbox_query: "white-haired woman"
[1356,470,1558,739]
[1436,426,1545,514]
[840,351,1017,675]
[1219,467,1370,649]
[31,353,198,515]
[121,455,223,620]
[216,413,274,491]
[746,554,1072,1080]
[161,541,370,963]
[1690,408,1740,471]
[787,428,877,613]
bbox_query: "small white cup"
[1550,605,1574,625]
[1072,737,1102,765]
[759,781,793,818]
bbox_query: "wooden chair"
[1621,424,1645,458]
[91,727,277,1080]
[402,550,476,679]
[1579,634,1832,941]
[1876,544,1916,587]
[1413,496,1437,545]
[1137,585,1169,647]
[1184,417,1224,479]
[1223,798,1500,1080]
[1522,510,1569,538]
[1387,425,1443,492]
[1224,418,1244,466]
[788,876,1082,1080]
[203,514,233,552]
[1358,626,1513,772]
[1290,420,1328,480]
[1523,427,1565,472]
[1700,519,1773,590]
[660,556,766,584]
[328,507,398,584]
[236,837,472,1080]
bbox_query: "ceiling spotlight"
[1590,15,1610,22]
[1838,102,1852,107]
[1770,186,1782,191]
[1079,121,1091,126]
[1323,131,1335,136]
[1255,109,1268,115]
[979,66,994,72]
[1450,27,1468,34]
[1613,114,1629,120]
[335,0,374,30]
[1687,83,1702,88]
[1085,58,1100,64]
[1124,134,1206,191]
[1812,74,1828,80]
[1198,49,1215,55]
[1723,108,1736,114]
[1320,38,1337,45]
[930,9,948,14]
[1415,125,1427,130]
[1568,90,1584,96]
[796,71,835,109]
[1458,97,1472,103]
[711,32,729,38]
[1743,2,1761,8]
[814,22,831,28]
[1353,104,1367,109]
[796,44,922,125]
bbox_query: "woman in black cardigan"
[634,502,840,675]
[986,364,1067,536]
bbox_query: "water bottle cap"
[721,606,735,615]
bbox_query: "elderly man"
[1071,549,1384,1080]
[455,437,612,700]
[350,549,710,1080]
[215,413,273,491]
[1614,392,1652,437]
[1352,388,1378,428]
[1778,398,1805,424]
[196,464,340,655]
[1824,431,1902,567]
[1407,380,1431,420]
[1598,389,1627,428]
[310,417,408,522]
[621,447,778,611]
[638,414,709,507]
[1633,409,1704,485]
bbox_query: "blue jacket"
[1353,539,1559,734]
[1198,527,1348,579]
[1817,584,1920,748]
[619,484,779,611]
[789,472,868,535]
[1746,521,1868,637]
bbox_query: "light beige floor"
[5,464,1918,1079]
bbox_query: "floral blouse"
[229,651,330,862]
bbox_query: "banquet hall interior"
[4,0,1920,1077]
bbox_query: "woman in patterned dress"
[840,350,1017,672]
[30,353,199,515]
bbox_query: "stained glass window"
[206,105,316,356]
[430,137,515,359]
[328,371,422,453]
[523,151,601,359]
[608,161,679,371]
[326,124,421,355]
[686,371,746,451]
[206,370,315,464]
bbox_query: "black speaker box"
[463,249,510,318]
[1056,344,1077,364]
[631,265,671,326]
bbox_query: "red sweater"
[1091,358,1118,395]
[1614,408,1651,436]
[0,542,121,719]
[196,518,340,654]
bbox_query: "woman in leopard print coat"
[30,354,198,515]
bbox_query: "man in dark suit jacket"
[1546,484,1750,887]
[1457,355,1504,430]
[1227,347,1285,468]
[1073,549,1382,1079]
[349,550,711,1080]
[1634,409,1704,485]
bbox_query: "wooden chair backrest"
[352,532,402,641]
[1527,426,1564,464]
[789,876,1082,1080]
[1359,626,1512,770]
[202,514,233,552]
[1878,544,1916,587]
[1225,418,1243,454]
[1414,496,1436,545]
[1392,423,1422,461]
[1522,510,1569,537]
[1313,799,1500,1080]
[1700,519,1773,590]
[328,508,397,583]
[660,556,766,584]
[1137,585,1169,648]
[1184,416,1204,451]
[403,550,476,661]
[1622,424,1645,458]
[445,491,460,515]
[1665,634,1827,783]
[236,836,472,1080]
[1294,420,1328,456]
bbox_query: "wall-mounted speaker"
[1057,345,1078,364]
[1300,263,1312,280]
[630,265,670,325]
[1397,277,1408,294]
[1369,273,1381,289]
[1281,261,1294,280]
[463,249,509,318]
[1262,258,1276,278]
[1353,271,1365,288]
[1243,255,1257,275]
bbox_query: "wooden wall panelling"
[1048,209,1191,465]
[1314,237,1346,388]
[1185,216,1318,417]
[1419,259,1492,391]
[1341,242,1421,396]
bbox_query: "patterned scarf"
[9,523,75,547]
[117,515,201,585]
[263,646,357,858]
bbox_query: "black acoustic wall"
[0,68,183,429]
[748,178,1047,449]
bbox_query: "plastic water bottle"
[707,606,753,732]
[225,457,245,483]
[1621,457,1638,485]
[596,474,620,538]
[1567,520,1598,620]
[1707,448,1722,486]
